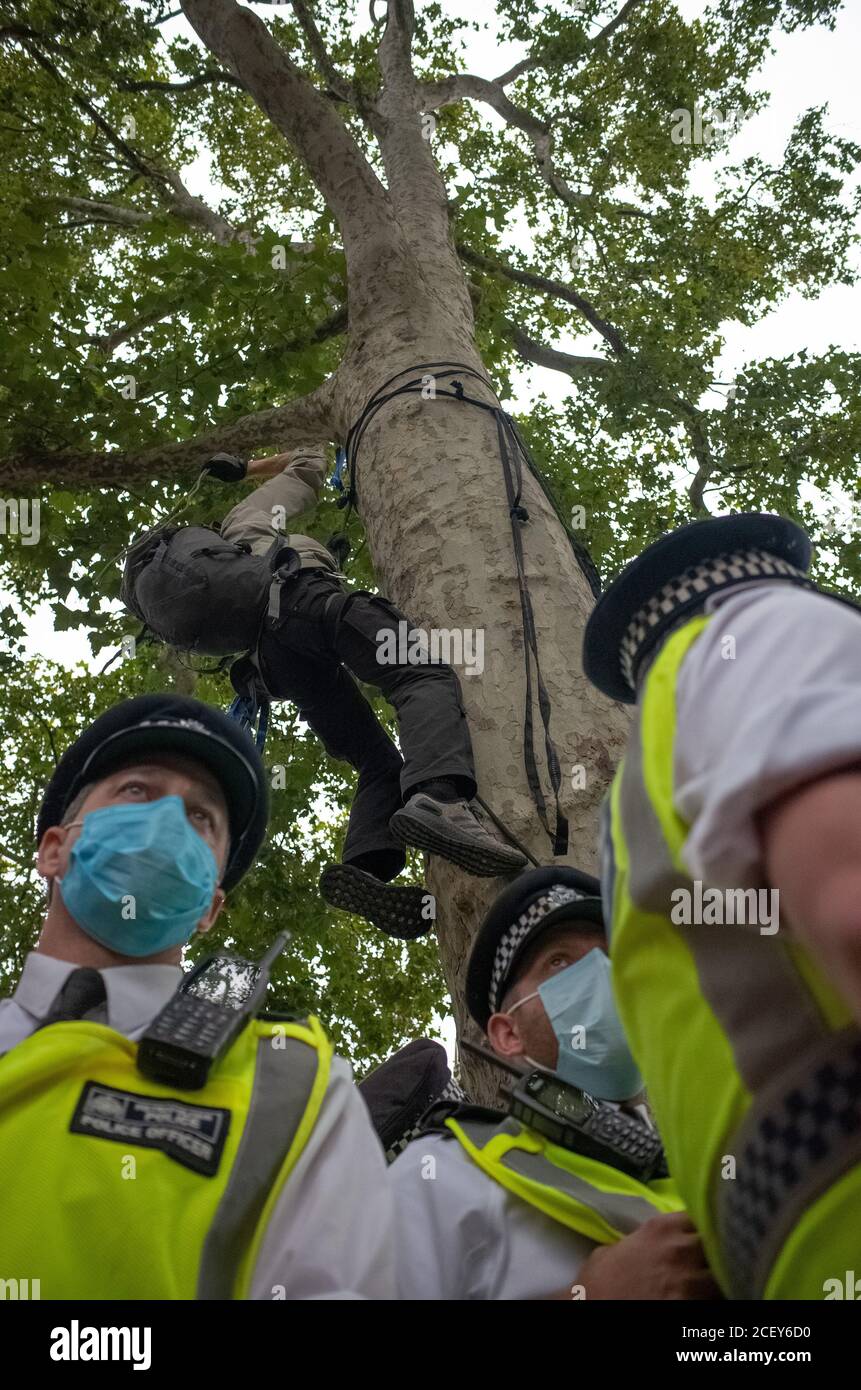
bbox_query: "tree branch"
[495,256,713,498]
[82,305,178,355]
[420,72,547,141]
[2,17,246,94]
[539,146,651,220]
[33,710,59,767]
[457,242,628,357]
[494,0,647,86]
[511,313,716,506]
[425,1,650,224]
[0,22,75,60]
[276,303,348,353]
[20,39,242,244]
[117,69,247,94]
[421,75,649,221]
[378,0,416,89]
[36,196,155,229]
[179,0,391,261]
[22,37,157,184]
[1,377,339,488]
[374,0,473,324]
[592,0,648,50]
[81,267,342,358]
[492,56,539,88]
[0,842,34,870]
[33,189,246,244]
[506,321,613,378]
[288,0,356,105]
[678,399,716,513]
[158,167,240,243]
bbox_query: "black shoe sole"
[388,808,527,877]
[319,864,433,940]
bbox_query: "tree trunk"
[331,312,630,1101]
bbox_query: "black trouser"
[254,568,477,880]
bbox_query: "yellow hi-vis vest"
[603,614,861,1300]
[441,1109,683,1243]
[0,1013,332,1299]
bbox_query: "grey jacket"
[220,449,341,574]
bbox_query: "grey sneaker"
[389,795,528,876]
[319,864,433,940]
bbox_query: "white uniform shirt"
[673,581,861,889]
[390,1131,594,1300]
[0,953,394,1300]
[389,1100,654,1300]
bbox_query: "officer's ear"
[37,824,68,884]
[38,782,98,904]
[486,1008,526,1060]
[38,827,65,909]
[196,887,226,936]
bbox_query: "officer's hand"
[573,1212,722,1300]
[204,453,248,482]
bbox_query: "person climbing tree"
[121,445,526,939]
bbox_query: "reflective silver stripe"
[619,702,829,1092]
[197,1033,319,1299]
[455,1117,660,1235]
[720,1029,861,1299]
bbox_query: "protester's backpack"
[121,524,281,657]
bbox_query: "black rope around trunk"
[334,362,603,858]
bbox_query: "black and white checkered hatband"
[488,886,586,1015]
[619,547,810,693]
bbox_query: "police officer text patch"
[70,1081,230,1177]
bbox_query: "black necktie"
[38,968,107,1029]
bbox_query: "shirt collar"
[12,951,183,1035]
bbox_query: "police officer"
[0,694,393,1299]
[582,511,861,1300]
[390,868,719,1299]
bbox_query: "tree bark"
[330,316,630,1100]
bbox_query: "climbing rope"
[330,362,603,858]
[333,361,602,600]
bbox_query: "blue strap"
[332,447,346,493]
[255,699,270,752]
[228,693,254,728]
[227,693,270,752]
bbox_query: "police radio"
[459,1038,668,1182]
[509,1068,669,1182]
[137,932,289,1091]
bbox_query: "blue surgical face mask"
[509,948,643,1101]
[57,795,219,957]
